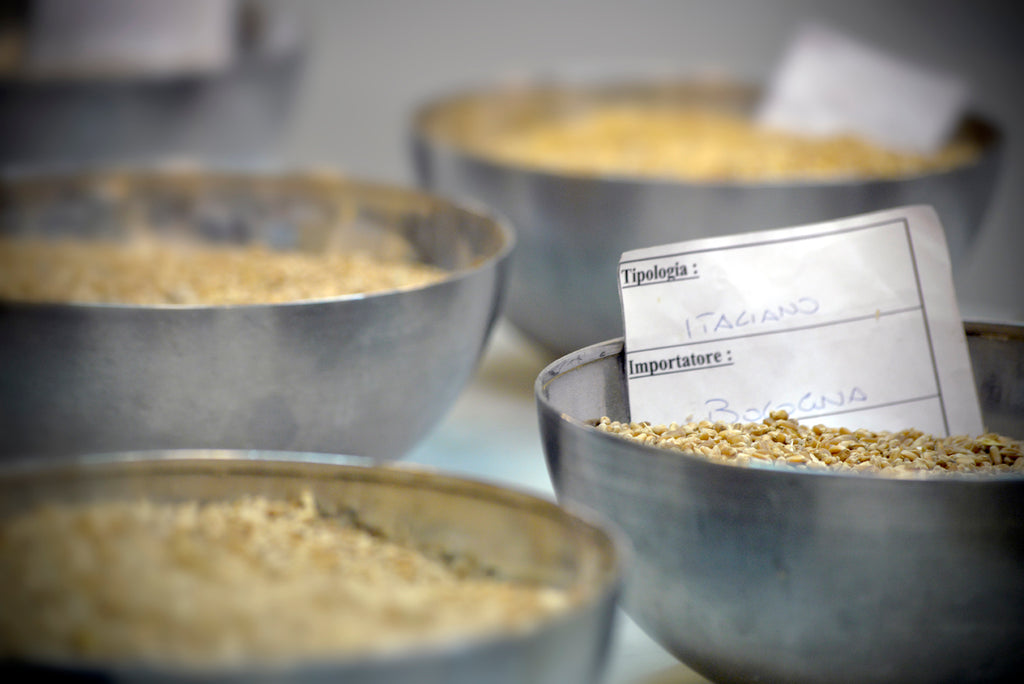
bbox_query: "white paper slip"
[617,205,983,437]
[756,23,968,154]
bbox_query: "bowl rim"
[0,449,624,677]
[535,321,1024,486]
[0,166,516,312]
[411,73,1003,190]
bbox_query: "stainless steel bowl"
[536,321,1024,684]
[0,169,513,459]
[412,77,1002,355]
[0,452,621,683]
[0,1,304,168]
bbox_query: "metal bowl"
[0,452,621,683]
[0,1,305,168]
[536,321,1024,684]
[0,169,513,459]
[412,77,1002,355]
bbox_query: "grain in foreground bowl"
[535,321,1024,684]
[0,169,513,459]
[0,452,621,684]
[412,77,1002,355]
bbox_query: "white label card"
[756,23,968,154]
[618,205,983,436]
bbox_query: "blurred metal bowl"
[536,321,1024,684]
[0,169,513,459]
[0,451,621,683]
[0,1,304,168]
[412,77,1002,356]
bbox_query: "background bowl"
[412,77,1002,356]
[0,0,304,168]
[0,169,512,460]
[0,451,621,684]
[536,321,1024,684]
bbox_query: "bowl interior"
[540,321,1024,438]
[415,77,999,183]
[0,453,620,682]
[0,169,511,285]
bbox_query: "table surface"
[407,318,712,684]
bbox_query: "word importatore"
[628,350,728,377]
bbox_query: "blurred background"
[1,0,1021,321]
[280,0,1023,323]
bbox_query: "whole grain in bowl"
[476,106,982,182]
[595,410,1023,478]
[0,491,572,666]
[0,236,447,306]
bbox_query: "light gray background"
[278,0,1023,323]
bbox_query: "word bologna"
[628,349,731,377]
[621,261,698,287]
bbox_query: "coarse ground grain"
[0,492,571,666]
[594,411,1023,478]
[0,236,448,306]
[476,106,981,182]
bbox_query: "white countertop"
[407,318,710,684]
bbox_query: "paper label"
[618,205,983,436]
[756,23,968,154]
